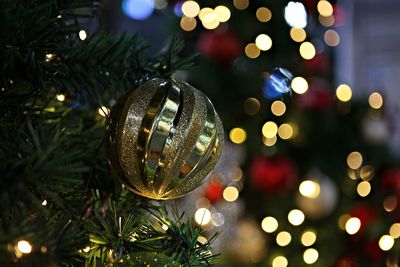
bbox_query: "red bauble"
[198,31,242,64]
[380,168,400,194]
[296,84,334,110]
[204,180,224,204]
[250,156,297,195]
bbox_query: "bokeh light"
[336,84,352,102]
[299,42,316,60]
[347,151,363,169]
[263,136,277,147]
[284,1,307,29]
[255,34,273,51]
[272,256,288,267]
[278,123,294,140]
[98,106,110,117]
[79,30,87,41]
[233,0,249,10]
[230,128,247,144]
[180,16,197,31]
[360,165,375,181]
[291,76,309,94]
[390,223,400,239]
[256,7,272,23]
[317,0,334,17]
[324,29,340,46]
[194,208,212,225]
[383,196,397,212]
[261,216,279,233]
[345,217,361,235]
[181,1,200,18]
[262,121,278,138]
[243,97,260,115]
[357,181,371,197]
[56,94,65,102]
[276,231,292,246]
[319,15,335,26]
[368,92,383,109]
[122,0,154,20]
[299,180,320,199]
[271,100,286,116]
[223,186,239,202]
[301,231,317,246]
[379,235,394,251]
[214,5,231,22]
[245,43,261,59]
[288,209,305,226]
[17,240,32,254]
[303,248,319,264]
[290,28,307,42]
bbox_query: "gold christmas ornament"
[106,78,224,200]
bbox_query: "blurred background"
[91,0,400,266]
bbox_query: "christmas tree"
[0,0,219,266]
[162,0,400,266]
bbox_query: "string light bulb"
[16,240,32,254]
[79,30,87,41]
[261,216,279,233]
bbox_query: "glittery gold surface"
[107,78,224,200]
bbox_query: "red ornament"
[296,83,334,110]
[380,168,400,194]
[250,156,297,195]
[204,180,224,204]
[198,30,242,64]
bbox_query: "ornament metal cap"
[106,78,224,199]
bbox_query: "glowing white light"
[195,208,211,225]
[79,30,87,41]
[345,217,361,235]
[17,240,32,254]
[161,224,169,231]
[284,2,308,29]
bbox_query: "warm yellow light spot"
[255,34,273,51]
[41,199,47,206]
[82,246,91,253]
[201,11,220,30]
[290,28,307,43]
[276,231,292,246]
[45,54,54,62]
[301,231,317,247]
[347,151,363,170]
[324,29,340,46]
[383,196,397,212]
[288,209,305,226]
[317,0,334,17]
[180,16,197,31]
[319,15,335,27]
[357,181,371,197]
[299,180,320,199]
[230,128,247,144]
[379,235,395,251]
[40,246,48,253]
[161,224,169,231]
[271,100,286,116]
[261,216,278,233]
[181,1,200,18]
[299,42,316,60]
[79,30,87,41]
[17,240,32,254]
[233,0,249,10]
[243,97,260,115]
[262,121,278,138]
[98,106,110,117]
[195,208,212,225]
[291,76,309,94]
[272,256,288,267]
[223,186,239,202]
[214,6,231,22]
[198,8,213,21]
[278,123,294,140]
[256,7,272,22]
[360,165,375,181]
[56,94,65,102]
[369,92,383,109]
[244,43,260,59]
[390,223,400,239]
[303,248,319,264]
[336,84,352,102]
[347,169,358,180]
[262,136,277,147]
[345,217,361,235]
[338,214,351,230]
[197,236,208,244]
